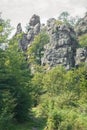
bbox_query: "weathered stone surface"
[75,48,87,66]
[19,34,29,51]
[42,19,77,70]
[27,14,40,43]
[29,14,40,26]
[16,14,40,51]
[74,13,87,66]
[27,28,34,41]
[75,12,87,36]
[16,23,22,35]
[15,14,87,69]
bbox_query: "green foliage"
[31,72,44,106]
[0,18,15,130]
[58,11,80,26]
[44,108,87,130]
[5,37,32,122]
[0,16,32,125]
[55,20,63,26]
[0,13,87,130]
[44,112,62,130]
[43,66,66,96]
[58,11,70,24]
[0,18,12,43]
[14,87,31,122]
[38,64,87,129]
[28,32,49,65]
[78,33,87,47]
[0,90,16,130]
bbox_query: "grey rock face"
[75,13,87,36]
[27,14,40,42]
[16,14,40,51]
[15,14,87,69]
[16,23,22,35]
[75,48,87,66]
[15,23,29,51]
[42,19,77,70]
[19,34,29,51]
[27,28,34,41]
[29,14,40,26]
[75,13,87,66]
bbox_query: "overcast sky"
[0,0,87,30]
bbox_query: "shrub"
[78,34,87,47]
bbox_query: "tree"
[5,36,32,122]
[40,65,87,130]
[0,15,16,129]
[0,16,32,124]
[0,16,12,44]
[43,66,66,96]
[28,32,49,65]
[58,11,70,24]
[58,11,80,26]
[0,91,16,130]
[31,72,44,106]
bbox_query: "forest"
[0,12,87,130]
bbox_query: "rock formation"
[16,14,40,51]
[16,23,22,35]
[15,14,87,69]
[75,48,87,66]
[75,12,87,66]
[27,14,40,42]
[75,12,87,36]
[42,18,77,70]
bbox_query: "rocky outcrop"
[27,14,40,42]
[75,48,87,66]
[16,23,22,35]
[75,12,87,66]
[18,34,29,51]
[16,14,40,51]
[75,12,87,36]
[15,23,29,51]
[15,14,87,69]
[42,18,77,70]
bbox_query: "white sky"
[0,0,87,30]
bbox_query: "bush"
[78,34,87,47]
[44,109,63,130]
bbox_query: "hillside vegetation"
[0,12,87,130]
